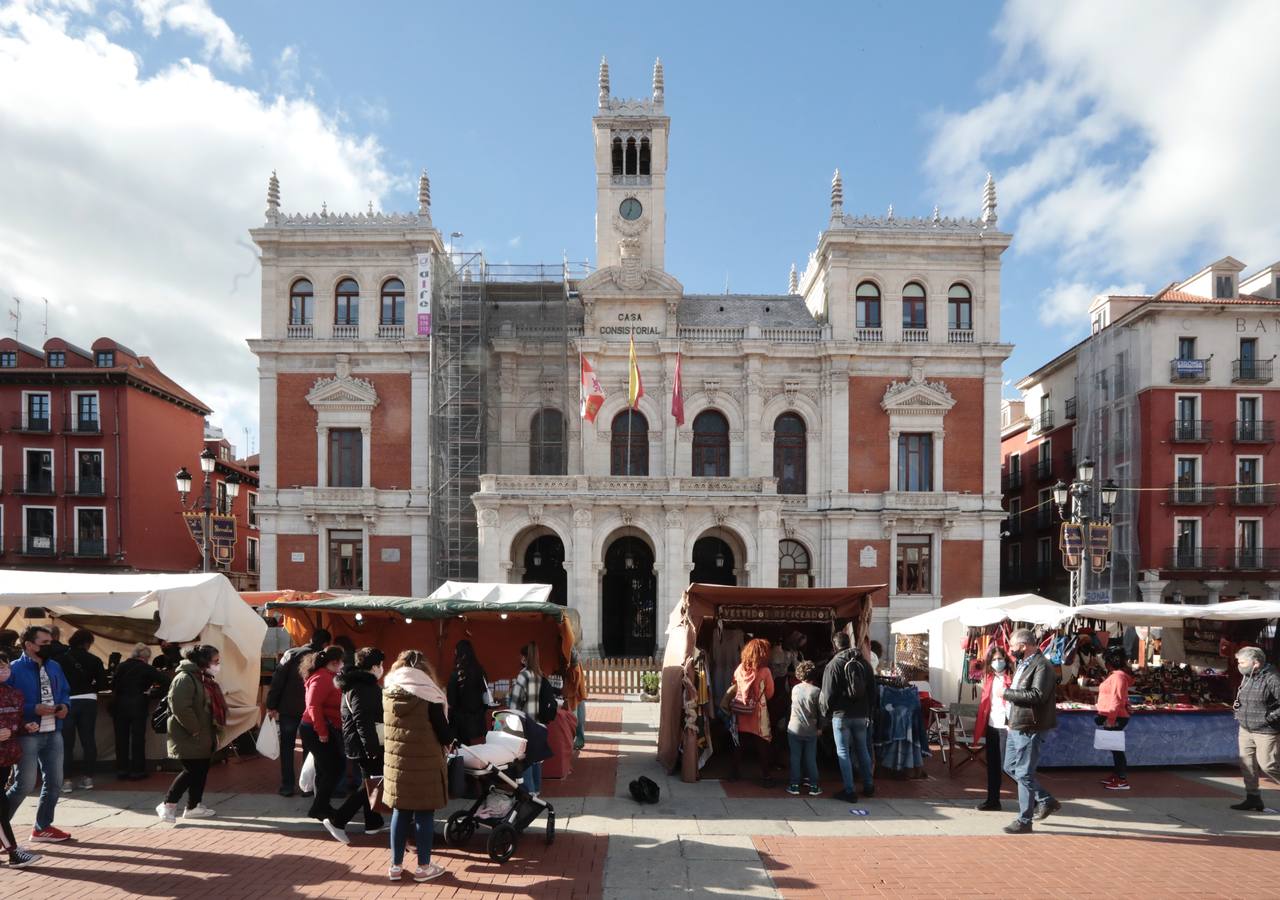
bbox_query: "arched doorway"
[691,536,736,586]
[602,534,656,658]
[522,534,567,606]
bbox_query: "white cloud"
[1038,280,1145,329]
[132,0,248,70]
[0,3,393,448]
[927,0,1280,316]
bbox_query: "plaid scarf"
[202,671,228,727]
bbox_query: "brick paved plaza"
[0,701,1275,899]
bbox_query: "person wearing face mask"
[1230,646,1280,812]
[0,657,42,867]
[973,644,1014,811]
[999,628,1061,834]
[6,625,72,843]
[299,646,347,822]
[156,645,225,823]
[322,647,387,843]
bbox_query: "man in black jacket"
[61,630,107,791]
[265,628,330,796]
[1001,628,1061,833]
[819,632,875,803]
[322,647,386,843]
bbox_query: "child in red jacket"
[1095,648,1134,791]
[0,657,41,867]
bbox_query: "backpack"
[535,679,559,725]
[830,652,867,708]
[150,696,171,734]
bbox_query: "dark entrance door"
[602,536,656,657]
[522,534,567,606]
[690,536,736,586]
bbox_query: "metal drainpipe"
[114,379,122,563]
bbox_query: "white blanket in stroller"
[461,729,527,770]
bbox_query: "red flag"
[580,354,605,422]
[671,351,685,426]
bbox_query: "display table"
[1038,706,1238,768]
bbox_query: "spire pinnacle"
[982,172,998,228]
[830,169,844,220]
[652,57,664,106]
[788,263,799,294]
[265,170,280,223]
[598,56,610,108]
[418,168,431,219]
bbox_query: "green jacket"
[167,660,216,759]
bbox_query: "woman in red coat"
[299,646,346,822]
[973,643,1013,812]
[0,657,40,867]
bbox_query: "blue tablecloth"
[1038,709,1238,768]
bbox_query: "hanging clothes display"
[875,682,927,772]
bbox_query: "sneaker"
[832,789,858,803]
[807,785,822,797]
[322,818,351,845]
[862,785,875,798]
[183,804,217,819]
[786,784,801,795]
[30,826,70,843]
[7,849,40,868]
[388,865,404,881]
[79,777,94,791]
[1105,779,1130,791]
[364,824,387,836]
[1230,795,1265,812]
[156,802,177,824]
[413,864,446,882]
[61,780,73,793]
[976,800,1002,812]
[1033,798,1062,821]
[1100,775,1119,787]
[277,786,295,797]
[1003,819,1033,834]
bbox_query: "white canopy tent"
[1072,599,1280,626]
[891,594,1068,700]
[0,571,266,747]
[426,581,552,605]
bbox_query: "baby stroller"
[443,710,556,862]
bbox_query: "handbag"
[1093,728,1126,752]
[255,716,281,760]
[364,775,391,815]
[728,680,762,716]
[448,753,468,798]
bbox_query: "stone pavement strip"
[0,700,1275,899]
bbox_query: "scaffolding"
[430,251,487,586]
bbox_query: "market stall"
[656,582,882,779]
[889,594,1066,702]
[1038,599,1280,768]
[0,571,266,760]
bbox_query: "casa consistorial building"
[248,59,1013,656]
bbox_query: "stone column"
[1137,579,1168,604]
[758,507,780,588]
[477,507,500,582]
[572,506,599,656]
[1204,580,1227,604]
[661,507,686,651]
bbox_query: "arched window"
[855,281,881,329]
[625,137,638,175]
[779,539,811,588]
[639,138,651,176]
[335,278,360,325]
[611,410,648,476]
[611,137,624,175]
[948,283,972,331]
[529,408,566,476]
[902,282,927,329]
[692,410,730,477]
[289,279,314,325]
[773,412,807,494]
[380,278,405,326]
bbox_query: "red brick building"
[204,428,261,590]
[0,335,212,573]
[1002,257,1280,605]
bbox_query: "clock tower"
[593,57,669,273]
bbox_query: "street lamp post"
[1052,458,1119,606]
[176,449,240,573]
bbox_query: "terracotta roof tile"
[1155,289,1280,306]
[130,356,211,413]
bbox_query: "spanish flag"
[627,334,644,409]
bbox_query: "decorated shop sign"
[1088,523,1112,573]
[718,605,834,624]
[183,513,237,566]
[1060,522,1084,571]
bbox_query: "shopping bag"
[255,716,280,760]
[364,775,391,815]
[448,753,468,798]
[1093,728,1126,752]
[298,752,316,793]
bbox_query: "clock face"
[619,197,643,221]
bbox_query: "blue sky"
[2,1,1278,447]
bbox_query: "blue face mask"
[992,659,1007,673]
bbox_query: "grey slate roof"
[678,294,818,328]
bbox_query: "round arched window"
[779,539,811,588]
[692,410,729,477]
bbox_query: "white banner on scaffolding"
[416,252,432,336]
